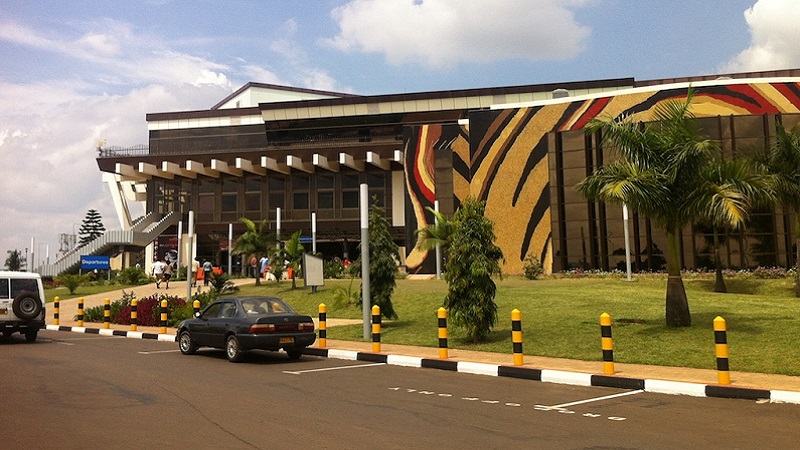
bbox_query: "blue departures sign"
[81,255,110,270]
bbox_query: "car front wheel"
[178,331,197,355]
[226,335,243,362]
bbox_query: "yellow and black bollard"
[77,298,84,327]
[372,305,381,353]
[714,316,731,385]
[512,309,523,366]
[318,303,327,349]
[131,299,138,332]
[438,307,448,359]
[160,300,168,334]
[53,296,60,326]
[600,313,615,375]
[193,300,200,317]
[103,298,110,329]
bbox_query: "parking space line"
[138,350,182,355]
[284,362,386,375]
[548,389,644,409]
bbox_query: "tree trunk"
[713,227,727,293]
[795,215,800,297]
[665,230,691,327]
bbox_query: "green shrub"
[115,267,150,285]
[55,273,89,294]
[523,254,544,280]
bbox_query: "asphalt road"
[3,330,799,449]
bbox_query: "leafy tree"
[577,89,769,326]
[78,209,106,246]
[231,218,276,286]
[283,230,305,289]
[750,123,800,296]
[443,197,504,342]
[352,202,400,320]
[5,249,25,271]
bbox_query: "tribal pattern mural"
[403,123,468,271]
[465,81,800,274]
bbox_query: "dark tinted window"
[202,303,222,318]
[0,279,8,299]
[10,279,38,298]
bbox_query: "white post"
[276,207,282,245]
[30,237,35,271]
[623,204,633,282]
[177,220,182,271]
[360,184,370,339]
[186,211,194,300]
[434,200,441,280]
[311,212,317,254]
[228,223,233,275]
[46,244,49,265]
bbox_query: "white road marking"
[54,341,75,346]
[283,362,386,374]
[548,389,644,409]
[138,349,182,354]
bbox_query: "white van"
[0,271,46,342]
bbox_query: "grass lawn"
[233,275,800,376]
[45,283,148,303]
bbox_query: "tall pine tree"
[443,197,504,343]
[78,209,106,246]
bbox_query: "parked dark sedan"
[177,296,316,362]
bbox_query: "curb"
[45,325,800,405]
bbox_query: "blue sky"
[0,0,798,264]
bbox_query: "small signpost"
[303,253,324,293]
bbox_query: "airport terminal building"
[53,68,800,276]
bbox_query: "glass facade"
[550,114,796,272]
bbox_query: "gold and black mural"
[410,81,800,274]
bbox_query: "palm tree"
[231,218,276,286]
[415,206,454,252]
[577,89,769,327]
[283,230,305,289]
[695,160,773,293]
[750,122,800,296]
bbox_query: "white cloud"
[722,0,800,72]
[0,14,343,262]
[321,0,591,68]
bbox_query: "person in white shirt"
[152,258,166,289]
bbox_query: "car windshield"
[240,298,296,315]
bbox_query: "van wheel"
[13,291,42,320]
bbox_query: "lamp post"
[360,184,370,339]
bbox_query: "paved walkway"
[47,280,800,394]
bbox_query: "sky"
[1,0,800,269]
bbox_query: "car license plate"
[279,337,294,344]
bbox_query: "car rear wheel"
[226,335,243,362]
[286,349,303,360]
[13,291,43,320]
[25,328,38,343]
[178,331,197,355]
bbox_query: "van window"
[10,279,39,299]
[0,279,8,299]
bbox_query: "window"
[0,279,8,299]
[342,173,360,208]
[202,303,222,318]
[292,174,310,211]
[317,174,335,210]
[245,178,261,212]
[268,175,286,210]
[219,302,237,318]
[221,178,238,213]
